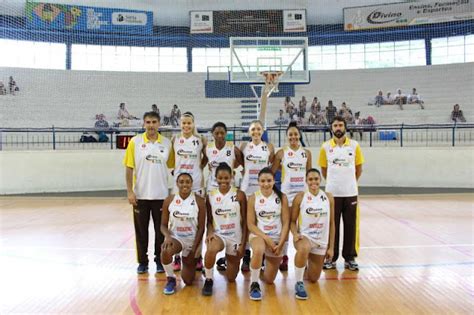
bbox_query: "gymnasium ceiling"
[0,0,411,26]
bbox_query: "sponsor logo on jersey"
[246,154,265,163]
[287,162,304,171]
[145,154,162,164]
[212,149,218,155]
[288,151,294,157]
[177,149,198,159]
[332,158,350,167]
[305,207,325,216]
[141,144,147,148]
[290,177,305,183]
[259,198,265,204]
[258,210,277,218]
[176,199,181,204]
[216,196,222,202]
[172,210,191,219]
[179,139,185,144]
[210,160,220,168]
[215,208,232,216]
[309,223,324,229]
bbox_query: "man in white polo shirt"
[318,116,364,271]
[124,111,174,274]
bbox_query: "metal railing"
[0,123,473,150]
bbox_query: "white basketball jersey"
[253,190,282,239]
[168,193,199,239]
[174,135,203,191]
[209,187,242,241]
[280,146,307,206]
[298,190,330,247]
[206,141,235,191]
[241,141,270,195]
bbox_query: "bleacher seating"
[0,63,472,128]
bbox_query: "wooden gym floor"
[0,194,473,314]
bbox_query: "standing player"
[202,163,247,296]
[247,168,290,301]
[271,121,312,271]
[240,120,275,271]
[172,111,207,271]
[290,169,335,299]
[160,173,206,295]
[205,122,243,192]
[123,111,173,274]
[318,116,364,271]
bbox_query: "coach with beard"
[318,116,364,271]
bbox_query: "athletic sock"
[205,267,214,279]
[295,266,305,282]
[250,267,260,283]
[163,263,175,278]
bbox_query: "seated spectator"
[325,100,337,125]
[94,114,109,142]
[310,97,321,115]
[94,114,109,129]
[300,96,307,111]
[8,76,19,95]
[284,96,295,117]
[275,109,289,126]
[117,103,139,120]
[308,112,326,126]
[451,104,466,123]
[374,90,384,107]
[289,106,298,122]
[0,81,6,95]
[408,88,425,109]
[394,88,406,110]
[338,102,353,116]
[170,104,181,127]
[353,112,364,140]
[384,92,395,105]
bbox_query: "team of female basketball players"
[140,111,335,301]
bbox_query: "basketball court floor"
[1,193,473,314]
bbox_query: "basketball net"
[261,71,283,96]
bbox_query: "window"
[192,48,230,72]
[0,39,66,69]
[432,35,473,65]
[71,45,187,72]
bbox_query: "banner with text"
[26,1,153,34]
[190,10,307,34]
[344,0,473,31]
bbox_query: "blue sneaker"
[163,277,177,295]
[249,282,262,301]
[295,281,308,300]
[137,263,148,274]
[156,261,165,274]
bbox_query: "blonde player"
[160,173,206,295]
[240,120,274,272]
[240,120,275,196]
[205,122,243,192]
[271,121,312,271]
[290,169,335,299]
[172,111,207,271]
[247,168,290,301]
[202,163,247,296]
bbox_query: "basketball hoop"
[261,71,283,94]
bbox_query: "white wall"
[1,147,472,195]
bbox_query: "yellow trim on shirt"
[318,146,327,168]
[355,144,365,166]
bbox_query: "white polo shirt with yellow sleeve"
[123,132,174,200]
[318,137,364,197]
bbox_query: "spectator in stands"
[284,96,295,117]
[9,76,18,95]
[95,114,109,129]
[300,96,307,112]
[326,100,337,125]
[0,81,6,95]
[152,104,160,115]
[170,104,181,127]
[308,112,326,126]
[384,92,395,105]
[408,88,425,109]
[338,102,353,116]
[275,109,289,126]
[353,112,363,140]
[374,90,384,107]
[394,88,406,110]
[451,104,466,123]
[117,103,139,120]
[298,100,306,120]
[310,97,321,115]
